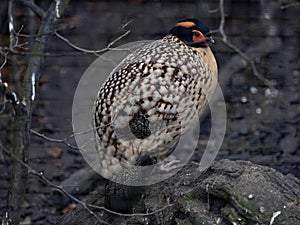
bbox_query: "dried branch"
[87,202,174,217]
[0,39,29,57]
[13,24,74,38]
[280,1,300,9]
[2,25,132,57]
[30,125,102,151]
[0,45,102,57]
[1,28,131,57]
[55,30,132,55]
[0,52,8,72]
[217,0,276,90]
[16,0,46,19]
[31,129,79,150]
[120,18,134,29]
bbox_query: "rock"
[231,74,248,90]
[31,212,46,222]
[59,166,104,195]
[57,159,300,225]
[238,122,250,135]
[280,135,299,154]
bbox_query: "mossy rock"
[57,159,300,225]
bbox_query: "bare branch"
[13,25,74,38]
[55,30,132,55]
[107,31,131,49]
[0,52,8,71]
[280,1,300,9]
[208,8,219,14]
[1,27,132,57]
[0,22,57,60]
[0,45,101,57]
[217,0,276,90]
[120,18,134,29]
[16,0,46,19]
[13,26,29,50]
[87,202,174,217]
[219,0,227,42]
[30,129,79,150]
[30,121,118,151]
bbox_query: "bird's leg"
[104,180,145,214]
[135,154,157,166]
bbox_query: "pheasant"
[93,18,218,179]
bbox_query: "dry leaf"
[47,147,63,158]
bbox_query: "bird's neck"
[192,46,218,79]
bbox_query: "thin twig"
[13,25,74,38]
[13,26,29,51]
[55,30,131,55]
[1,28,131,57]
[30,120,120,151]
[87,202,174,217]
[121,18,134,29]
[30,124,104,151]
[0,46,104,57]
[219,0,227,42]
[280,1,300,9]
[208,8,219,14]
[217,0,276,90]
[107,31,131,49]
[30,129,79,150]
[0,52,7,71]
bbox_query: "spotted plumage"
[93,18,218,179]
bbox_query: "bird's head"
[169,18,215,48]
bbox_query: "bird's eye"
[193,32,200,37]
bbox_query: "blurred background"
[0,0,299,224]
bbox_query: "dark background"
[0,0,299,224]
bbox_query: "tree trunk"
[7,1,70,224]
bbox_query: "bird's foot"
[157,156,183,172]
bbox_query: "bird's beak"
[206,36,215,45]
